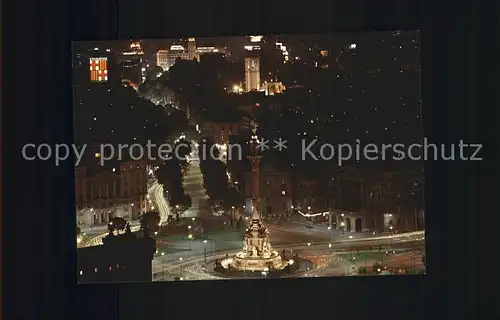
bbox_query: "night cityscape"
[73,32,425,283]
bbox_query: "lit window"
[98,76,102,81]
[90,66,93,71]
[95,66,99,70]
[104,76,108,81]
[94,268,98,273]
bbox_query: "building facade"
[204,120,245,146]
[327,167,424,232]
[262,81,286,96]
[295,179,329,213]
[156,50,169,71]
[244,57,261,92]
[75,160,151,228]
[73,46,120,89]
[156,38,227,72]
[117,41,145,84]
[243,164,293,217]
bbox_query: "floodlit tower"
[244,57,261,92]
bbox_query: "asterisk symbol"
[273,138,288,151]
[257,138,269,151]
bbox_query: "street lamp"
[188,234,193,250]
[327,226,331,243]
[161,252,165,279]
[203,240,208,264]
[340,221,345,236]
[179,257,183,277]
[90,208,94,231]
[231,206,236,222]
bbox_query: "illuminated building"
[157,38,230,71]
[261,81,285,96]
[275,42,289,63]
[244,45,261,52]
[156,50,169,71]
[119,160,149,217]
[75,160,150,228]
[244,35,263,52]
[249,35,263,43]
[117,41,144,84]
[196,46,227,55]
[73,46,119,88]
[165,44,190,70]
[158,39,229,71]
[244,57,261,92]
[89,57,108,82]
[187,38,197,59]
[320,50,329,57]
[161,42,200,71]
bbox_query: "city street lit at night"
[73,32,425,283]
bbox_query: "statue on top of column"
[250,119,258,135]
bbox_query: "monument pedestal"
[230,219,284,272]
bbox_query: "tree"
[223,186,244,210]
[171,193,192,216]
[236,216,245,230]
[358,266,368,274]
[140,211,161,236]
[109,217,127,234]
[372,262,384,274]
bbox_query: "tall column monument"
[232,119,283,271]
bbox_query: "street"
[152,234,424,281]
[148,179,171,223]
[182,153,210,218]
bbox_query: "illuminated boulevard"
[78,139,425,280]
[150,225,424,281]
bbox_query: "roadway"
[152,232,424,281]
[182,142,210,218]
[81,207,422,251]
[148,178,171,223]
